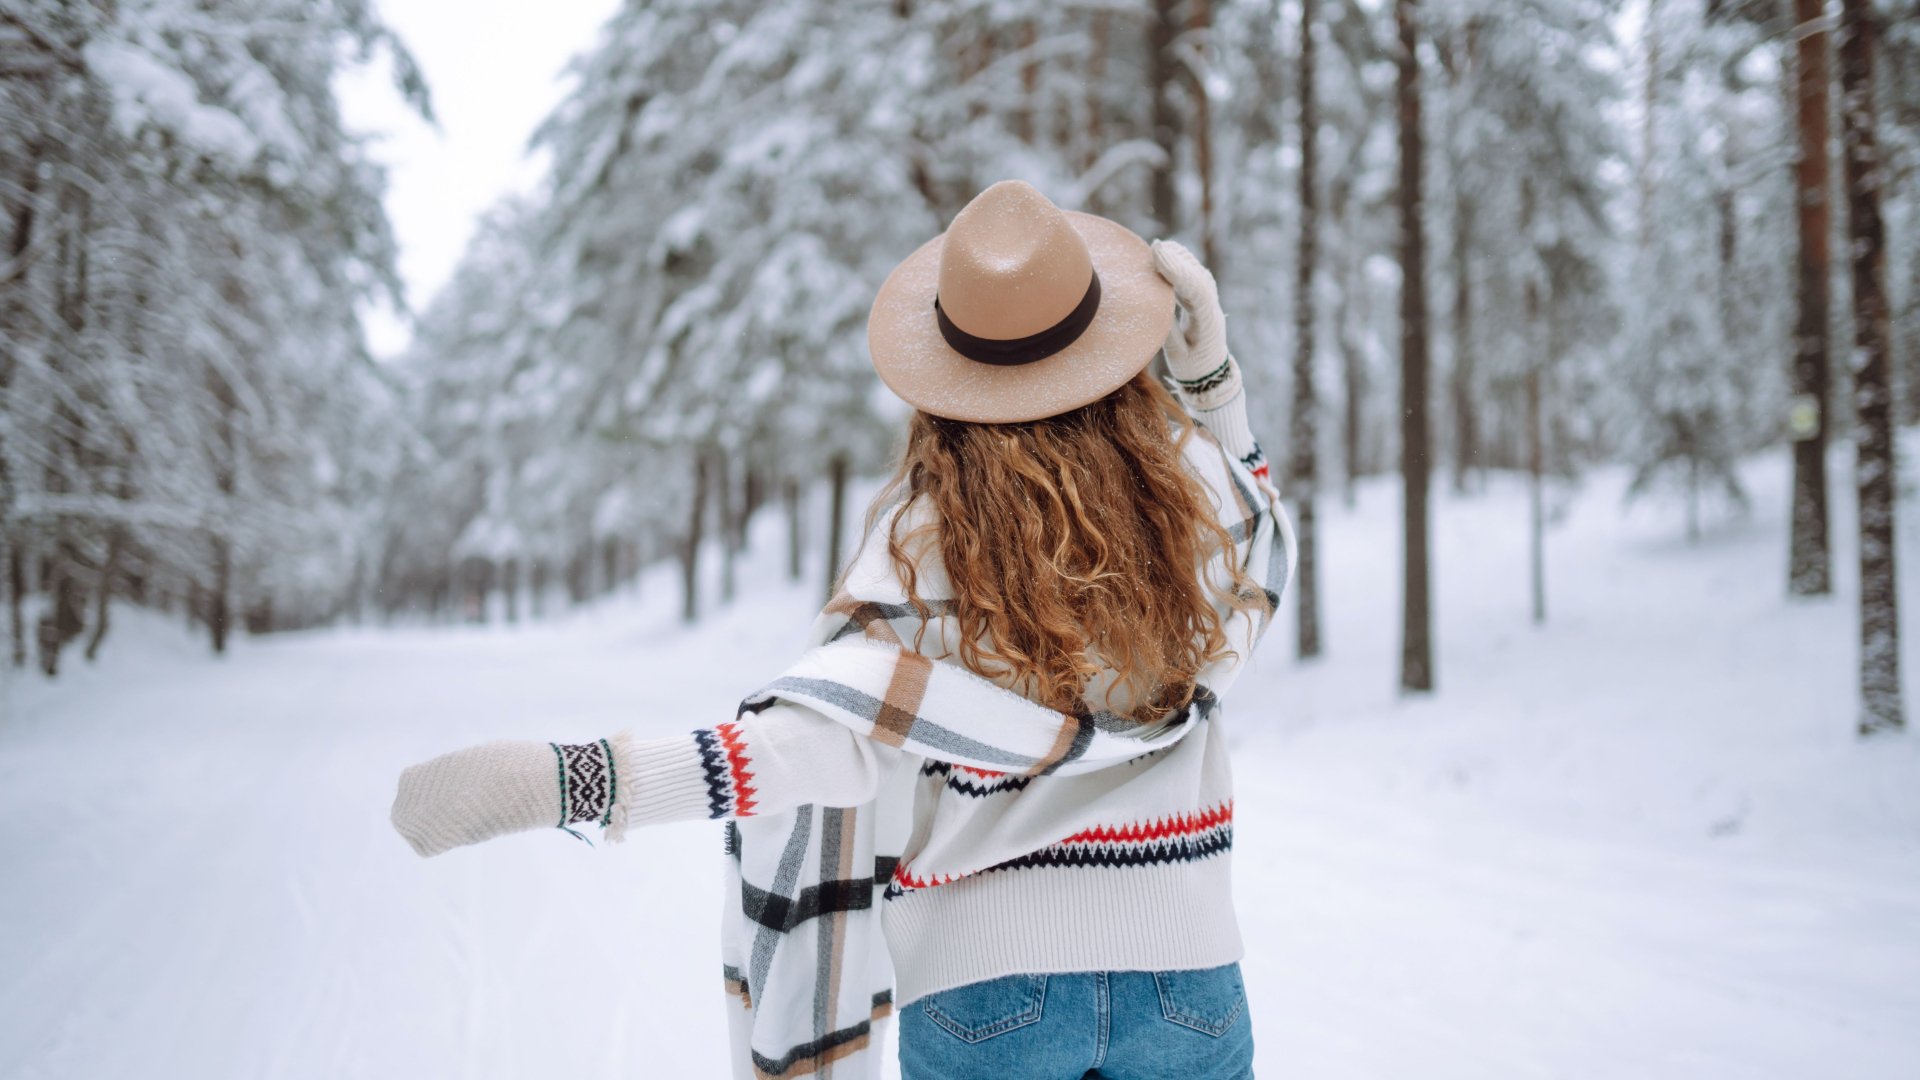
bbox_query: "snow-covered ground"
[5,444,1918,1080]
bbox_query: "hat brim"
[866,210,1175,424]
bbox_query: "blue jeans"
[898,963,1255,1079]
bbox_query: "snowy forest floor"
[5,441,1920,1080]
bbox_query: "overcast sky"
[337,0,621,358]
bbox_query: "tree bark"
[1331,173,1364,509]
[1149,0,1181,234]
[1291,0,1322,660]
[741,460,765,551]
[784,476,804,582]
[1789,0,1834,597]
[1837,0,1903,734]
[1396,0,1434,693]
[1446,26,1479,496]
[38,552,84,677]
[1525,178,1547,627]
[2,144,40,670]
[84,495,126,662]
[1903,238,1920,426]
[824,453,850,606]
[8,543,24,668]
[1087,13,1109,177]
[209,534,232,652]
[682,448,711,624]
[1018,18,1038,145]
[503,557,520,623]
[718,448,738,605]
[1188,0,1217,268]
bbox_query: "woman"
[391,179,1295,1080]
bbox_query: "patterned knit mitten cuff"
[1172,352,1244,414]
[390,737,630,857]
[551,738,619,840]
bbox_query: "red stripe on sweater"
[1056,800,1233,846]
[892,864,958,890]
[714,720,759,817]
[888,801,1234,892]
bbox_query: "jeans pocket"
[1152,962,1247,1037]
[920,973,1049,1043]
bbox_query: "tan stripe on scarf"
[818,805,855,1080]
[871,650,931,747]
[1023,710,1084,776]
[823,593,903,646]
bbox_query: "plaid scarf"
[716,425,1293,1079]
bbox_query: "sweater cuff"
[604,729,720,841]
[1179,377,1258,463]
[1174,352,1244,414]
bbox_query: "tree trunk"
[1447,27,1479,496]
[209,534,232,653]
[1018,19,1038,144]
[824,453,850,606]
[1396,0,1434,693]
[1087,13,1109,177]
[1528,357,1545,625]
[1523,177,1547,627]
[784,476,804,582]
[84,516,124,662]
[1450,195,1477,494]
[38,550,84,677]
[1639,0,1661,246]
[682,448,712,624]
[1788,0,1834,597]
[470,559,493,624]
[741,461,765,551]
[1188,0,1217,268]
[1903,236,1920,425]
[718,448,738,605]
[1149,0,1180,234]
[1291,0,1322,660]
[1838,0,1903,735]
[2,145,40,670]
[600,536,619,599]
[1331,174,1364,509]
[503,557,520,624]
[8,542,24,668]
[1341,308,1364,509]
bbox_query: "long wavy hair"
[855,370,1264,723]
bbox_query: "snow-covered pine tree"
[1,0,426,669]
[1622,0,1791,540]
[1837,0,1904,734]
[1397,0,1436,692]
[1428,0,1623,621]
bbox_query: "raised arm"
[1150,239,1271,491]
[389,701,902,858]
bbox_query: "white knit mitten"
[390,736,622,857]
[1149,239,1236,399]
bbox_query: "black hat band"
[932,269,1102,367]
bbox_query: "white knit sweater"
[608,362,1286,1007]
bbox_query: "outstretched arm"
[390,701,901,858]
[1150,239,1272,492]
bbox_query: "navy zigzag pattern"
[881,826,1232,900]
[693,728,733,819]
[920,760,1031,798]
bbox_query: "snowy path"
[5,455,1919,1079]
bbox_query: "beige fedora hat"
[866,179,1175,424]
